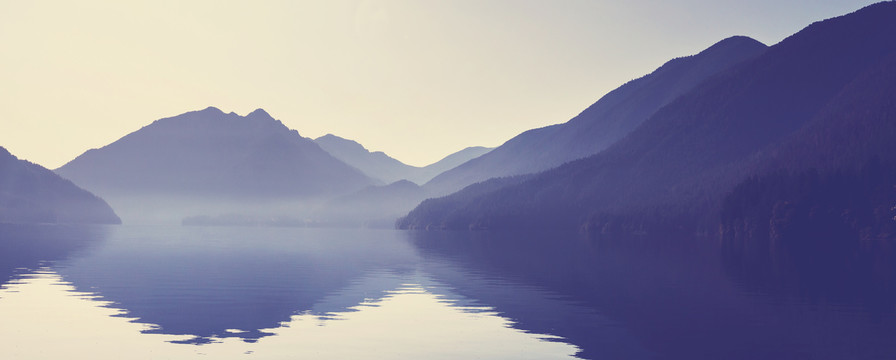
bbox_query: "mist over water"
[2,5,895,360]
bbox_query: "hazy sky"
[0,0,879,168]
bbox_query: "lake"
[1,224,895,359]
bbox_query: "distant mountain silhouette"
[314,134,491,184]
[398,2,896,234]
[0,146,120,224]
[423,35,768,194]
[314,134,410,184]
[419,146,494,183]
[316,179,428,228]
[56,107,374,223]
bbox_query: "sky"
[0,0,880,168]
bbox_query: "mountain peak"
[316,134,369,152]
[247,108,272,119]
[54,107,375,223]
[424,32,767,194]
[401,1,896,231]
[684,36,767,65]
[316,134,346,142]
[703,36,766,53]
[200,106,224,114]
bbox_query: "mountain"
[417,146,494,183]
[398,2,896,234]
[309,136,492,227]
[0,146,120,224]
[719,51,896,244]
[56,107,375,223]
[314,134,491,184]
[314,134,408,184]
[315,180,428,228]
[423,35,768,194]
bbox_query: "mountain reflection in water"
[0,225,581,359]
[409,230,896,360]
[1,224,895,359]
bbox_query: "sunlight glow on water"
[0,269,580,360]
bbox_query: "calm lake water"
[1,224,895,359]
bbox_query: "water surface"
[1,224,895,359]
